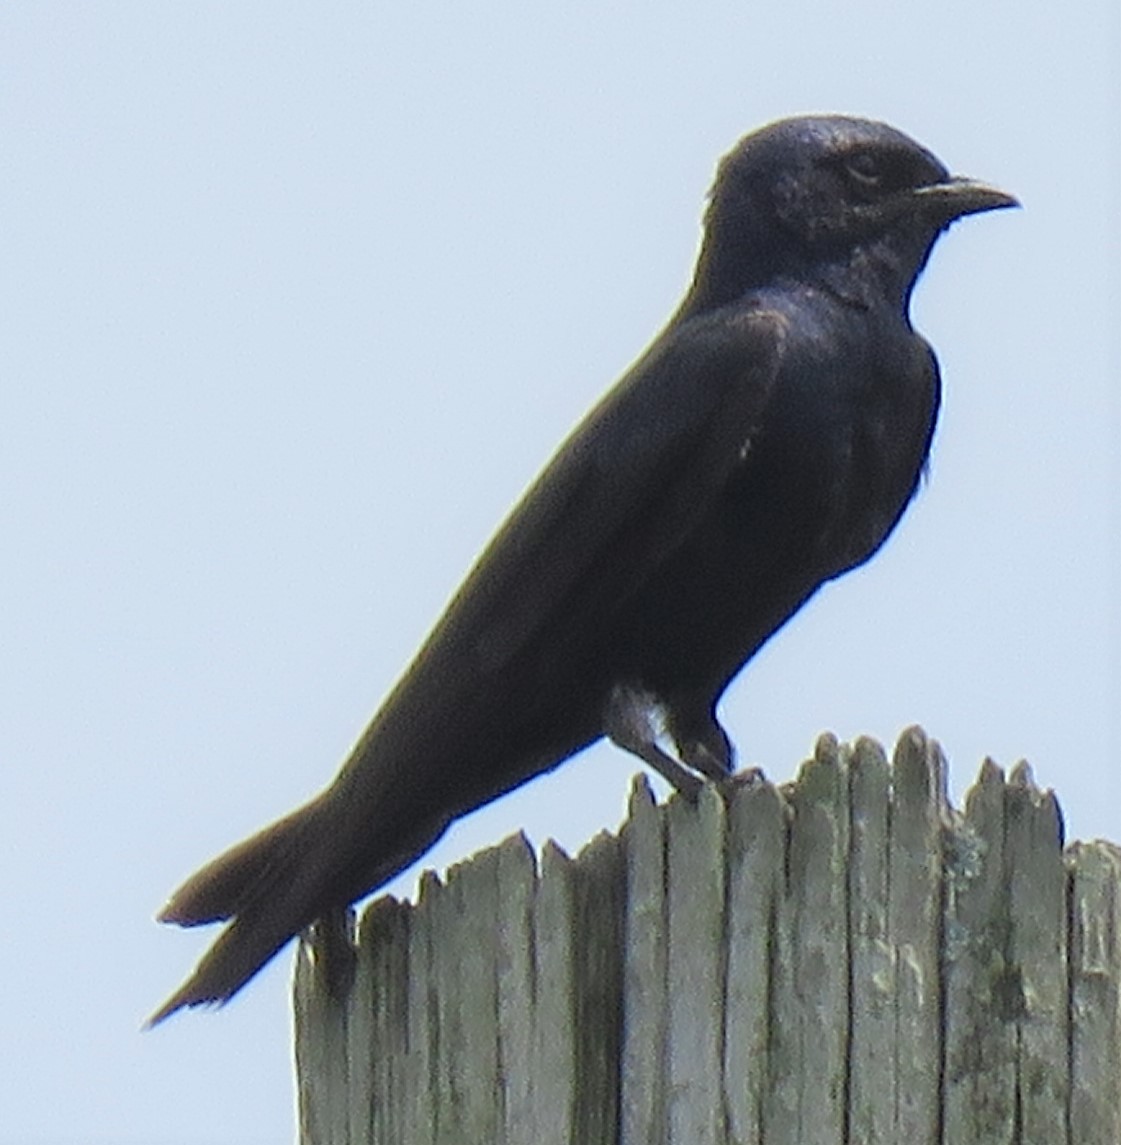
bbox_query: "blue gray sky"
[1,4,1117,1143]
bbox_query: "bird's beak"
[913,176,1020,221]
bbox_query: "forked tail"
[147,798,335,1026]
[148,789,451,1026]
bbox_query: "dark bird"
[150,115,1015,1024]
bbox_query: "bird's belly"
[608,401,926,702]
[604,506,823,701]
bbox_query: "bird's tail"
[148,787,451,1027]
[147,796,337,1026]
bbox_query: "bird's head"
[691,115,1017,312]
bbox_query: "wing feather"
[371,305,789,721]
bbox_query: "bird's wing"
[146,306,789,1024]
[396,303,789,692]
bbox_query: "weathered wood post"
[293,728,1121,1144]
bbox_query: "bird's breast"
[733,291,939,577]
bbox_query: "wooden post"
[293,728,1121,1145]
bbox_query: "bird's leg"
[669,710,735,783]
[306,904,356,1004]
[603,683,703,799]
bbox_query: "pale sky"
[1,4,1117,1143]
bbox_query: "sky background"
[1,4,1118,1143]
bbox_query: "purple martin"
[150,115,1015,1024]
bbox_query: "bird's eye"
[845,153,882,188]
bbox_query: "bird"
[149,114,1016,1025]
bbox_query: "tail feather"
[148,800,331,1026]
[149,789,453,1026]
[145,910,295,1026]
[156,804,317,927]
